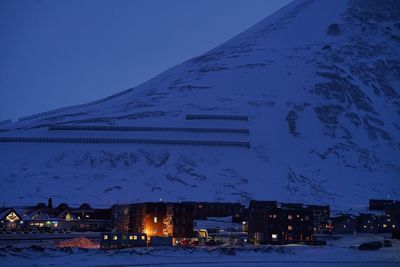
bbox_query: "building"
[0,200,112,232]
[100,232,147,249]
[0,208,24,230]
[332,214,357,234]
[248,201,314,245]
[72,204,112,231]
[184,202,245,223]
[112,202,194,243]
[388,202,400,239]
[357,213,379,233]
[369,199,395,211]
[307,205,330,233]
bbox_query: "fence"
[48,125,249,135]
[0,137,250,148]
[186,114,248,121]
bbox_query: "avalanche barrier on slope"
[0,137,251,148]
[186,114,249,121]
[48,125,250,135]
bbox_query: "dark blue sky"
[0,0,291,121]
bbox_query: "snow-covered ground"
[0,0,399,208]
[0,234,399,267]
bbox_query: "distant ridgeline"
[0,114,251,148]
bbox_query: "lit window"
[134,235,138,240]
[288,215,293,220]
[393,225,396,229]
[141,236,145,240]
[288,225,293,231]
[271,234,278,241]
[103,235,108,240]
[273,214,277,219]
[6,212,19,223]
[113,235,118,240]
[154,217,158,223]
[363,225,367,228]
[297,214,300,218]
[383,224,387,228]
[343,225,346,228]
[65,213,72,221]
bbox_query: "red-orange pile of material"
[57,237,100,249]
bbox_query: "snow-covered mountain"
[1,0,399,208]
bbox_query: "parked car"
[358,241,383,250]
[383,240,392,247]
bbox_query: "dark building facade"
[307,205,330,233]
[357,213,379,233]
[248,201,314,245]
[184,202,245,222]
[388,202,400,239]
[332,214,357,234]
[369,199,395,211]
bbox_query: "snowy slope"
[0,0,399,208]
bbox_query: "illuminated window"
[134,235,138,240]
[273,214,277,219]
[288,225,293,231]
[103,235,108,240]
[383,224,387,228]
[113,235,118,240]
[154,217,158,223]
[343,225,346,228]
[363,225,367,228]
[65,213,72,221]
[288,215,293,220]
[141,236,145,240]
[393,225,396,229]
[271,234,278,241]
[6,212,19,222]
